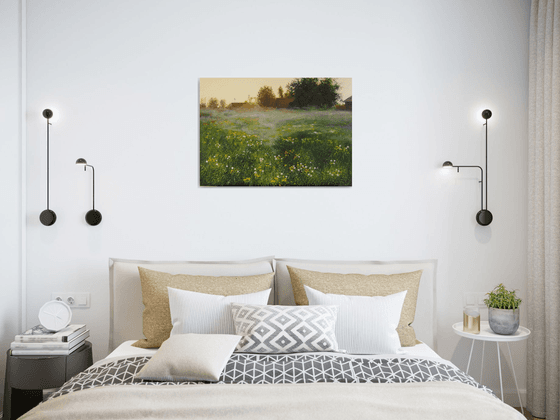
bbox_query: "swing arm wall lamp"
[442,109,493,226]
[76,158,102,226]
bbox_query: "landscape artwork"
[200,78,352,186]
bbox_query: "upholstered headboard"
[108,256,275,352]
[109,257,437,352]
[273,258,438,350]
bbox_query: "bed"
[20,257,524,419]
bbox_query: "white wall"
[0,0,23,409]
[15,0,533,407]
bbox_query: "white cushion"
[304,285,406,354]
[168,287,271,336]
[135,334,241,382]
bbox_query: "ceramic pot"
[488,307,520,335]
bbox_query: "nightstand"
[3,341,93,420]
[452,322,530,414]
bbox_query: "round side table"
[452,321,530,413]
[3,341,93,420]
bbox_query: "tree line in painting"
[201,78,342,110]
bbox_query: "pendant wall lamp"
[443,109,493,226]
[40,109,57,226]
[76,158,102,226]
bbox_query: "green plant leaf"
[483,283,522,309]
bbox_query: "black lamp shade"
[85,209,102,226]
[39,209,57,226]
[476,209,493,226]
[42,109,53,119]
[482,109,492,120]
[442,161,453,168]
[76,158,87,165]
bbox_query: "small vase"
[463,305,480,334]
[488,307,520,335]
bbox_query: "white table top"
[452,321,530,342]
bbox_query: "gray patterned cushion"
[231,304,340,353]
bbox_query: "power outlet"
[463,292,486,307]
[51,292,90,308]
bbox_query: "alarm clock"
[38,300,73,331]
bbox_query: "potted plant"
[484,283,521,335]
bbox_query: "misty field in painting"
[200,78,352,187]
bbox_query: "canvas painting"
[200,78,352,186]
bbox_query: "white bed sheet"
[102,339,446,369]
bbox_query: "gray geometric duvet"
[49,354,494,400]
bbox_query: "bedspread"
[47,353,493,399]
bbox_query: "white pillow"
[304,285,406,354]
[135,334,241,382]
[168,287,271,336]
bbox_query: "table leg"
[3,357,12,420]
[497,342,503,402]
[10,388,43,419]
[480,341,485,383]
[466,339,475,374]
[507,342,523,414]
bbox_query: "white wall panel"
[0,0,23,408]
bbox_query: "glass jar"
[463,304,480,334]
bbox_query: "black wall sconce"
[443,109,493,226]
[76,158,102,226]
[40,109,57,226]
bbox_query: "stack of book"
[11,324,89,356]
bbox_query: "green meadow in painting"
[200,78,352,187]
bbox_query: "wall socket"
[462,292,486,307]
[51,292,90,308]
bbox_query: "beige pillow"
[135,334,241,382]
[133,267,274,348]
[287,266,422,347]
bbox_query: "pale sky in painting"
[199,78,352,105]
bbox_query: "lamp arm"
[85,164,95,210]
[453,165,484,210]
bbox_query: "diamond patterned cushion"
[231,304,340,353]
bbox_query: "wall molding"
[20,0,27,333]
